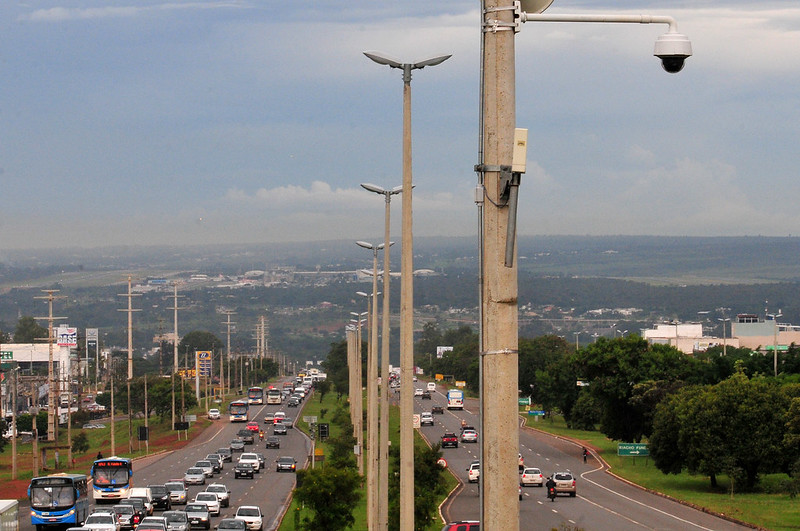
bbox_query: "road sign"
[303,416,317,424]
[412,414,420,429]
[1,351,13,360]
[527,410,545,416]
[618,443,649,456]
[518,397,531,406]
[437,458,448,468]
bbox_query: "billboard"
[57,327,78,347]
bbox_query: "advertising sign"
[436,346,453,359]
[86,328,98,346]
[57,327,78,347]
[196,351,212,377]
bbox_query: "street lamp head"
[412,54,452,69]
[356,240,375,250]
[364,50,452,72]
[519,0,555,14]
[364,51,403,68]
[361,183,404,195]
[654,31,692,73]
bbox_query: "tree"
[13,316,47,343]
[72,432,90,454]
[651,369,790,490]
[322,340,349,396]
[294,467,361,531]
[179,331,223,356]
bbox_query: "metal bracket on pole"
[483,4,519,33]
[480,349,519,357]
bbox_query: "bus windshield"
[30,485,75,509]
[92,467,130,486]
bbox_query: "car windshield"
[555,473,572,480]
[196,494,215,501]
[187,468,202,474]
[186,505,206,512]
[237,508,259,517]
[165,483,184,492]
[207,486,225,493]
[164,513,186,523]
[87,515,114,524]
[217,521,244,530]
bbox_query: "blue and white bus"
[247,387,264,405]
[90,456,133,502]
[29,473,90,530]
[229,400,249,422]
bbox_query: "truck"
[447,389,464,410]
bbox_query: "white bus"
[266,388,282,405]
[447,389,464,410]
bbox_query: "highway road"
[20,391,311,531]
[413,386,750,531]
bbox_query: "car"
[421,390,432,400]
[234,463,254,479]
[184,467,206,485]
[441,432,459,448]
[215,519,246,531]
[216,448,233,462]
[194,460,215,478]
[163,511,190,531]
[520,467,544,487]
[441,521,480,531]
[129,497,154,517]
[427,381,436,392]
[122,498,147,521]
[238,453,261,473]
[286,398,299,408]
[164,482,187,505]
[246,421,259,432]
[230,439,245,452]
[84,512,121,531]
[274,411,286,421]
[414,388,423,397]
[128,487,155,515]
[234,506,263,531]
[237,429,255,445]
[281,417,294,429]
[431,405,444,415]
[183,503,211,530]
[255,453,266,470]
[263,413,274,425]
[137,523,166,531]
[275,456,297,472]
[205,484,231,508]
[205,454,223,473]
[111,504,139,531]
[553,471,577,497]
[139,516,168,530]
[460,429,478,443]
[466,462,480,483]
[207,409,221,420]
[265,436,280,449]
[273,423,287,435]
[148,485,172,511]
[193,492,220,516]
[420,412,434,426]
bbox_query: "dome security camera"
[654,32,692,73]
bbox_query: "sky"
[1,1,799,250]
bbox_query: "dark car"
[216,448,233,462]
[421,390,432,399]
[273,423,287,435]
[124,498,147,520]
[148,485,172,511]
[275,456,297,473]
[215,519,246,531]
[230,439,245,452]
[431,405,444,414]
[184,504,211,530]
[234,462,255,479]
[237,429,255,445]
[265,436,280,449]
[286,398,300,408]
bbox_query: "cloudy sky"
[2,1,798,250]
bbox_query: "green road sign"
[518,397,531,406]
[618,443,649,457]
[0,351,12,360]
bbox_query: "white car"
[84,512,121,531]
[208,409,221,420]
[520,467,544,487]
[238,453,261,473]
[414,388,423,397]
[205,484,230,508]
[193,492,220,516]
[467,462,480,483]
[420,412,434,426]
[234,506,263,531]
[274,411,286,421]
[427,381,436,392]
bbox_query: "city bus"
[247,387,264,405]
[29,473,90,530]
[266,388,282,405]
[90,456,133,503]
[229,400,249,422]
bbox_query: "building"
[731,313,800,351]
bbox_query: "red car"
[246,421,259,432]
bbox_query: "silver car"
[184,467,206,486]
[194,460,215,478]
[164,482,187,505]
[163,511,189,531]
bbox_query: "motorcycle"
[547,486,556,502]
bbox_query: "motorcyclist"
[259,430,264,441]
[545,475,556,500]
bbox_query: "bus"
[90,457,133,503]
[247,387,264,405]
[29,474,89,530]
[447,389,464,410]
[229,400,249,422]
[266,388,282,405]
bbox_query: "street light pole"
[364,51,450,531]
[357,242,384,531]
[351,308,368,476]
[768,312,782,376]
[361,182,401,531]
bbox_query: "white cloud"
[19,2,244,22]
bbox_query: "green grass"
[522,411,800,531]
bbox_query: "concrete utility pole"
[222,311,236,396]
[34,290,65,443]
[350,310,366,476]
[118,276,141,454]
[169,283,186,432]
[479,2,520,529]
